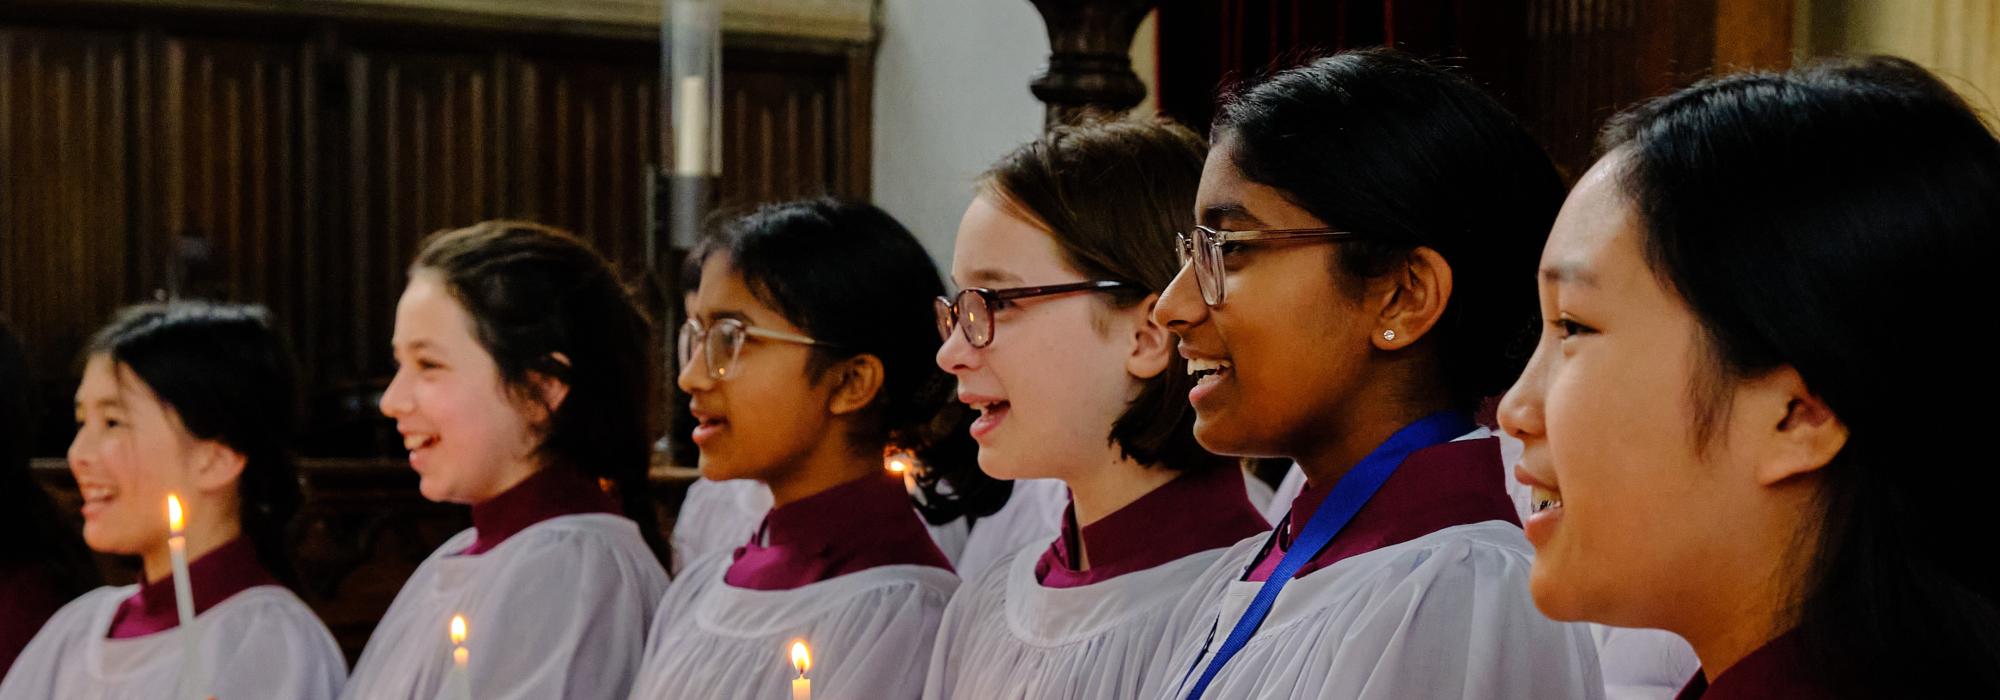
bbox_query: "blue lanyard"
[1181,411,1476,699]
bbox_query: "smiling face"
[380,271,546,504]
[1498,156,1769,628]
[935,194,1157,480]
[1150,140,1375,460]
[68,356,201,556]
[677,253,842,483]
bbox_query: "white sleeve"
[205,593,348,700]
[812,580,953,700]
[1306,541,1604,700]
[473,533,668,700]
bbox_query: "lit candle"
[166,494,208,700]
[790,640,811,700]
[885,452,911,474]
[675,75,708,176]
[445,615,471,700]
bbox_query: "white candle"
[675,75,708,176]
[166,494,208,700]
[790,640,811,700]
[445,615,471,700]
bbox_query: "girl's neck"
[1063,451,1179,571]
[767,439,879,509]
[140,510,243,584]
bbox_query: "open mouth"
[1531,486,1562,514]
[1187,357,1233,383]
[78,482,116,519]
[962,397,1010,440]
[691,412,729,445]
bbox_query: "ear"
[529,352,573,414]
[1369,247,1454,351]
[826,354,886,416]
[188,440,247,494]
[1125,293,1174,381]
[1743,366,1848,487]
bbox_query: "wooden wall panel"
[0,27,135,450]
[504,50,659,275]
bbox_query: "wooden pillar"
[1026,0,1157,126]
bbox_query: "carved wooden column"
[1026,0,1157,126]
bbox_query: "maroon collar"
[1247,437,1519,581]
[724,472,952,590]
[106,537,278,639]
[1677,631,1833,699]
[1035,465,1269,588]
[462,468,619,556]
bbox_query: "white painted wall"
[870,0,1049,261]
[871,2,1164,262]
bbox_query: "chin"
[1190,417,1254,458]
[416,474,461,504]
[1527,562,1593,622]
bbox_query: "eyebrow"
[1539,262,1599,287]
[74,397,123,410]
[962,268,1023,287]
[1199,202,1267,228]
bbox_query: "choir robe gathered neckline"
[630,472,958,700]
[339,468,668,700]
[1143,428,1606,700]
[1674,631,1832,700]
[0,536,345,700]
[668,474,1070,582]
[924,463,1271,700]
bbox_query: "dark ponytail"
[412,221,668,564]
[86,302,304,588]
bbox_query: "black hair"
[1214,47,1565,410]
[692,198,1001,523]
[413,221,668,563]
[1,318,100,596]
[85,302,303,587]
[1599,55,2000,697]
[978,116,1229,474]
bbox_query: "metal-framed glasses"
[1176,224,1364,306]
[678,317,838,381]
[934,280,1131,349]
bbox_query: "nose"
[935,311,983,376]
[379,365,415,419]
[66,423,93,473]
[1497,338,1551,443]
[677,345,717,393]
[1151,262,1209,333]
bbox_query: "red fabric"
[1676,631,1833,699]
[106,537,276,639]
[725,473,951,590]
[1034,465,1268,588]
[1246,437,1519,582]
[462,468,618,556]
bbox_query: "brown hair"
[977,116,1226,473]
[412,221,666,563]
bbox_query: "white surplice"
[0,585,345,700]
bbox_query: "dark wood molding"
[1026,0,1158,126]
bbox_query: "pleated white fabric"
[924,542,1229,700]
[1142,523,1605,700]
[629,553,957,700]
[340,514,668,700]
[0,585,345,700]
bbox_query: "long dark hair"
[692,198,991,524]
[85,302,303,587]
[413,221,668,563]
[1,318,100,595]
[1214,48,1565,411]
[1599,56,2000,696]
[978,116,1228,475]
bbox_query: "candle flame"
[790,640,811,676]
[166,494,184,534]
[450,615,467,646]
[886,457,909,474]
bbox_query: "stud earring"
[1382,330,1397,342]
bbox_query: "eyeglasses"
[1176,224,1364,306]
[934,280,1131,349]
[678,317,837,381]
